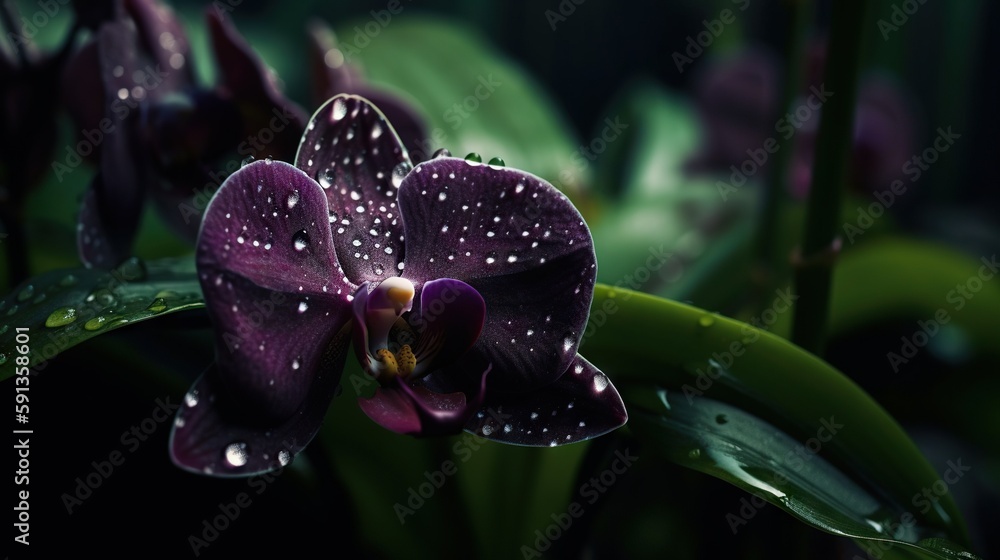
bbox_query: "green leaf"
[581,284,979,558]
[342,18,587,197]
[0,257,205,379]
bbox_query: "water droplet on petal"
[185,391,199,407]
[391,162,412,188]
[278,449,291,466]
[287,190,300,209]
[241,156,255,167]
[698,314,715,328]
[464,152,482,163]
[46,307,77,327]
[488,156,505,167]
[293,230,310,252]
[224,442,249,467]
[298,301,308,313]
[318,168,333,189]
[432,148,451,158]
[146,298,167,313]
[482,424,494,436]
[593,373,609,392]
[331,97,348,120]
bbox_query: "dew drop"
[0,353,6,365]
[331,97,348,120]
[371,123,383,139]
[488,156,505,167]
[433,148,452,158]
[698,314,715,328]
[17,285,34,302]
[593,374,609,392]
[241,156,255,167]
[318,168,334,189]
[293,230,310,251]
[507,253,518,263]
[292,358,301,370]
[287,190,300,209]
[481,424,494,436]
[298,301,309,313]
[391,162,411,188]
[278,449,291,466]
[562,337,574,353]
[224,442,249,467]
[438,191,447,202]
[146,298,168,313]
[46,307,77,327]
[464,152,482,163]
[185,391,199,407]
[115,257,147,281]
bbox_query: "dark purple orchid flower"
[68,0,306,268]
[169,94,627,477]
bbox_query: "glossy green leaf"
[0,257,205,380]
[581,284,979,558]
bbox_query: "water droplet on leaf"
[46,307,77,327]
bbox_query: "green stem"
[752,0,813,311]
[790,0,869,355]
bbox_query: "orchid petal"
[196,159,353,421]
[410,278,485,377]
[294,94,412,284]
[464,355,627,446]
[206,8,307,163]
[398,157,596,390]
[170,331,349,477]
[123,0,196,94]
[358,365,490,436]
